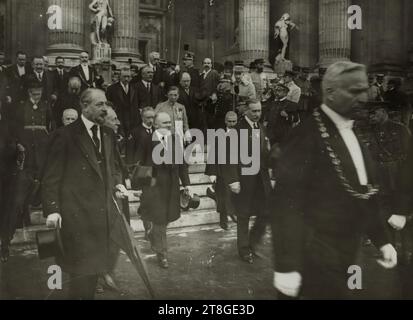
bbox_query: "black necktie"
[146,128,152,135]
[147,83,151,93]
[253,122,259,129]
[91,125,101,152]
[38,73,42,82]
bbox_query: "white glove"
[229,182,241,194]
[184,186,193,197]
[273,271,302,298]
[209,175,217,184]
[377,243,397,269]
[115,184,128,199]
[388,215,407,230]
[46,213,62,229]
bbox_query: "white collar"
[17,65,25,69]
[30,98,38,105]
[202,69,211,76]
[278,97,287,102]
[81,114,97,132]
[142,80,150,86]
[142,123,152,130]
[321,104,354,130]
[81,64,89,68]
[244,116,258,129]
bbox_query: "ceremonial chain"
[313,110,379,200]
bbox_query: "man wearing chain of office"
[270,61,397,299]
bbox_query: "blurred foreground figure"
[270,61,397,300]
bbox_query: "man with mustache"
[42,88,126,299]
[270,61,397,299]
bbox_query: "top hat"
[376,73,385,78]
[36,227,65,260]
[206,183,217,202]
[254,58,264,64]
[180,190,201,211]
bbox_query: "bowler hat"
[254,58,264,65]
[206,183,217,201]
[36,227,65,260]
[180,190,201,211]
[275,83,289,91]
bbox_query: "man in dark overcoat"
[270,61,397,300]
[226,100,272,264]
[139,112,190,269]
[205,111,238,230]
[42,88,124,299]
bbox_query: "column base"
[112,50,144,66]
[47,44,85,68]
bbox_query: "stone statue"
[89,0,115,45]
[274,13,298,62]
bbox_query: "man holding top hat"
[42,88,127,299]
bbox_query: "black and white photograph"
[0,0,413,305]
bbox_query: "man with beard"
[69,51,97,93]
[42,88,126,299]
[267,84,299,147]
[270,61,397,300]
[199,58,220,105]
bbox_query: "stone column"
[370,0,404,73]
[318,0,351,68]
[46,0,85,65]
[239,0,270,65]
[111,0,141,65]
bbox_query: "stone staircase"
[11,147,221,245]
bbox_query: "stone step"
[13,208,221,246]
[30,195,217,225]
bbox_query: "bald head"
[62,108,78,126]
[180,72,191,90]
[225,111,238,129]
[154,112,172,133]
[68,77,81,95]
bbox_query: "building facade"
[1,0,412,76]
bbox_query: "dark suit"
[179,67,200,90]
[50,69,69,96]
[177,86,201,130]
[205,128,238,225]
[69,65,97,93]
[126,124,152,166]
[199,69,220,102]
[26,71,57,102]
[136,80,164,111]
[0,118,20,248]
[226,117,272,256]
[267,99,299,146]
[41,118,122,299]
[5,65,30,105]
[270,108,390,299]
[106,82,139,136]
[139,134,190,255]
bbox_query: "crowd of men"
[1,48,413,300]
